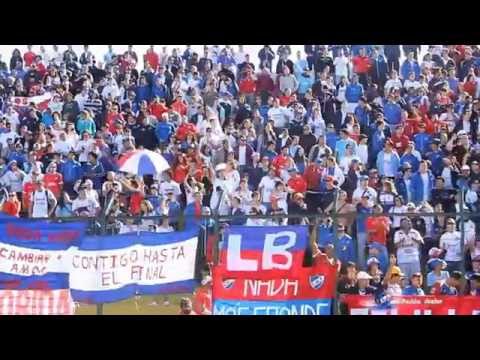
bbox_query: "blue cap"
[427,258,447,271]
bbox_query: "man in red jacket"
[272,146,291,176]
[149,97,169,120]
[303,158,324,191]
[24,45,37,67]
[239,70,257,106]
[390,124,410,155]
[256,67,275,101]
[143,45,159,70]
[287,168,307,194]
[170,94,188,116]
[176,117,197,141]
[352,47,371,88]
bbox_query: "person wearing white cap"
[349,271,377,296]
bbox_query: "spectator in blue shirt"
[402,272,425,295]
[155,114,175,145]
[400,142,421,172]
[61,151,83,195]
[354,97,372,129]
[425,139,444,176]
[383,94,403,128]
[413,123,432,156]
[41,108,55,127]
[135,76,151,105]
[335,224,356,264]
[410,160,435,205]
[317,217,335,248]
[335,129,357,161]
[400,52,421,80]
[345,75,364,104]
[438,271,463,295]
[82,152,105,191]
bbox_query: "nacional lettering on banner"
[343,295,480,315]
[0,290,74,315]
[213,226,336,315]
[69,229,200,303]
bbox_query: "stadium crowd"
[0,45,479,314]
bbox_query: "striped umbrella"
[117,149,170,176]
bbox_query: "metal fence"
[26,189,477,314]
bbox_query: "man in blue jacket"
[400,52,421,80]
[383,94,403,129]
[135,76,151,105]
[400,142,421,172]
[61,150,83,195]
[155,115,175,146]
[82,152,105,191]
[376,140,400,178]
[345,74,364,113]
[395,164,413,204]
[425,139,444,176]
[410,160,435,205]
[354,97,372,130]
[413,123,432,156]
[370,49,389,91]
[335,224,356,265]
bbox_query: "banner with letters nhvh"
[69,229,200,303]
[213,226,336,315]
[343,295,480,315]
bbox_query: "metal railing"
[15,189,476,315]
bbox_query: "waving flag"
[10,92,53,112]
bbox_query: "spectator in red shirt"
[193,276,212,315]
[143,45,159,70]
[176,117,197,142]
[23,45,36,67]
[43,162,64,199]
[462,74,477,97]
[2,192,21,217]
[279,88,294,107]
[170,94,188,116]
[256,67,275,100]
[365,204,391,247]
[287,168,307,194]
[22,171,42,214]
[303,158,324,191]
[272,146,292,177]
[149,97,169,120]
[352,47,371,88]
[239,71,257,105]
[390,125,410,155]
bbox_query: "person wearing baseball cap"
[349,271,377,296]
[402,272,425,295]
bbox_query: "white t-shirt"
[30,189,55,218]
[268,107,291,128]
[339,155,360,175]
[420,172,429,201]
[159,180,181,199]
[439,231,462,262]
[258,176,277,203]
[357,144,368,165]
[0,131,18,148]
[394,229,423,264]
[352,186,378,205]
[333,56,349,78]
[238,145,247,166]
[389,205,408,228]
[75,139,95,163]
[384,78,403,94]
[72,197,99,217]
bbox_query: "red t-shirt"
[279,95,294,107]
[3,200,21,217]
[172,164,189,184]
[144,51,159,70]
[463,81,477,97]
[43,173,63,198]
[129,192,144,216]
[303,164,323,190]
[390,134,410,155]
[287,175,307,193]
[24,51,37,67]
[239,78,256,94]
[352,56,371,74]
[23,182,36,211]
[176,123,197,141]
[193,288,212,315]
[272,155,290,175]
[365,216,390,246]
[171,100,187,116]
[149,102,169,119]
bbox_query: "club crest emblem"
[222,279,235,289]
[309,275,325,290]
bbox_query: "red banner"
[342,295,480,315]
[0,290,75,315]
